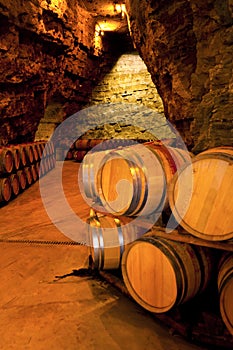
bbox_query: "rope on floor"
[0,238,86,246]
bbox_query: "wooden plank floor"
[0,161,213,350]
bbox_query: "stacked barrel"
[55,138,154,162]
[72,139,102,162]
[166,146,233,335]
[81,141,233,336]
[83,140,192,270]
[0,141,55,205]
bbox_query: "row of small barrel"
[56,138,151,162]
[58,137,153,152]
[81,143,233,241]
[0,155,56,204]
[0,141,54,175]
[87,211,233,335]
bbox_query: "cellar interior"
[0,0,232,349]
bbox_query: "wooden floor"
[0,161,213,349]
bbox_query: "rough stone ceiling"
[78,0,128,33]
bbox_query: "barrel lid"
[168,155,233,240]
[122,240,177,312]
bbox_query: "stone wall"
[126,0,233,152]
[84,51,168,141]
[0,0,117,145]
[90,51,164,113]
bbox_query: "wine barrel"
[24,167,33,186]
[75,139,91,150]
[89,139,103,149]
[0,178,11,203]
[39,157,49,177]
[95,143,191,216]
[31,143,39,162]
[38,161,45,177]
[81,149,110,200]
[6,146,20,171]
[0,148,13,174]
[35,143,42,159]
[21,143,34,164]
[121,236,213,313]
[168,147,233,241]
[35,162,40,177]
[30,164,38,182]
[218,252,233,335]
[17,170,27,191]
[65,150,73,160]
[12,147,20,170]
[36,141,45,158]
[73,150,87,162]
[91,139,137,151]
[87,210,144,270]
[9,173,20,196]
[14,145,27,167]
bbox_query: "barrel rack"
[99,221,233,349]
[93,220,233,348]
[84,142,233,348]
[148,226,233,252]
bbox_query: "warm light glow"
[95,23,105,37]
[95,23,100,35]
[94,23,103,55]
[115,3,126,17]
[44,0,68,14]
[121,4,126,17]
[115,4,122,13]
[96,20,119,32]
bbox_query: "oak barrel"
[21,143,34,164]
[0,148,13,174]
[65,150,73,160]
[17,170,27,191]
[36,141,45,158]
[95,143,191,216]
[87,210,144,270]
[0,178,11,202]
[81,149,110,200]
[35,162,40,177]
[168,147,233,240]
[121,236,213,313]
[39,158,48,177]
[73,150,87,162]
[31,143,39,162]
[75,139,91,150]
[30,164,38,182]
[89,139,137,151]
[88,139,103,149]
[9,173,20,196]
[14,145,27,167]
[6,147,20,171]
[24,167,33,186]
[218,252,233,335]
[35,142,42,158]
